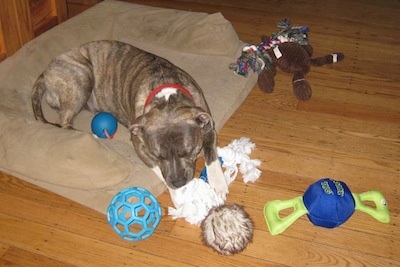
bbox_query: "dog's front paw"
[206,160,229,201]
[210,178,229,201]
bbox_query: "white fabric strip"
[332,53,338,63]
[273,46,283,59]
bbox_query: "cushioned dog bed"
[0,0,257,214]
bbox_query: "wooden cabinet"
[0,0,67,62]
[67,0,101,18]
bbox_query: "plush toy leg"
[352,191,390,223]
[292,73,312,101]
[311,53,345,66]
[258,67,277,93]
[264,196,308,235]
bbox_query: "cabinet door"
[0,0,67,61]
[0,0,34,59]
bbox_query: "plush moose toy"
[231,19,344,101]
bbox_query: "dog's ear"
[194,111,215,132]
[129,123,147,145]
[196,112,211,125]
[130,114,148,136]
[129,124,144,136]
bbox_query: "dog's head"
[130,106,215,189]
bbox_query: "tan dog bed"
[0,0,257,214]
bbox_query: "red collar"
[144,83,194,109]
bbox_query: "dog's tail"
[311,53,344,67]
[31,74,50,124]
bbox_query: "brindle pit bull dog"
[31,40,228,200]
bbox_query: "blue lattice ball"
[107,187,162,241]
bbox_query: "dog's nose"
[171,178,186,188]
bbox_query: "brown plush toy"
[230,19,344,101]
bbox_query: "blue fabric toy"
[264,178,390,235]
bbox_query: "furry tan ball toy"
[168,138,260,255]
[168,179,255,255]
[201,204,254,255]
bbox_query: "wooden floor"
[1,0,399,266]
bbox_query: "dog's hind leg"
[44,86,93,129]
[41,58,94,129]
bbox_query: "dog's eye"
[178,145,200,159]
[149,146,162,160]
[177,151,188,158]
[152,151,164,160]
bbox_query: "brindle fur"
[32,40,228,199]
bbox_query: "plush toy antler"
[230,19,345,101]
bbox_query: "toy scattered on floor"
[107,187,162,241]
[200,137,262,185]
[91,112,118,139]
[168,137,261,225]
[168,178,224,225]
[264,178,390,235]
[168,137,260,255]
[201,204,254,256]
[230,19,344,100]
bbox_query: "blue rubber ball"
[91,112,118,138]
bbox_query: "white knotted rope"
[168,137,261,225]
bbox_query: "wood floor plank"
[0,244,8,259]
[0,246,75,267]
[0,177,270,266]
[0,213,194,267]
[0,210,274,267]
[245,228,398,267]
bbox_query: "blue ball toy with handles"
[107,187,162,241]
[264,178,390,235]
[91,112,118,139]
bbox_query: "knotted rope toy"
[264,178,390,235]
[168,137,261,255]
[230,19,344,101]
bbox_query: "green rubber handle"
[264,196,308,235]
[352,191,390,223]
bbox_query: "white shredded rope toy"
[168,137,261,225]
[168,178,224,225]
[218,137,262,184]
